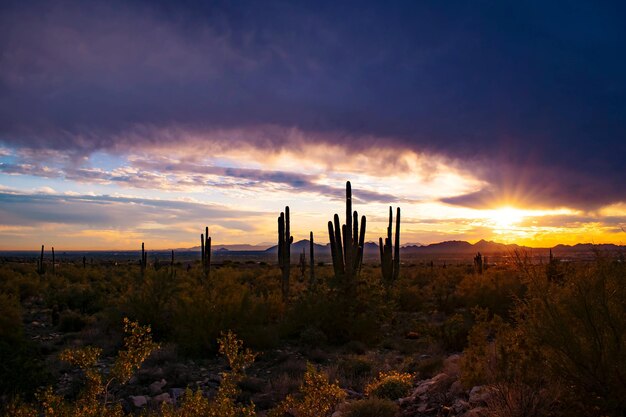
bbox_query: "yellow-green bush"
[365,371,413,400]
[344,397,399,417]
[269,363,346,417]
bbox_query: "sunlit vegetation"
[1,247,624,416]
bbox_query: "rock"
[462,406,487,417]
[149,378,167,395]
[344,389,363,399]
[208,373,222,383]
[129,395,149,408]
[453,399,469,413]
[469,385,491,405]
[443,354,461,377]
[170,388,186,405]
[152,392,173,405]
[449,380,465,397]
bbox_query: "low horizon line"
[2,238,625,252]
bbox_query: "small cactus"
[474,252,483,274]
[379,206,400,287]
[278,207,293,301]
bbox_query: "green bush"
[522,258,626,415]
[345,398,399,417]
[365,371,413,400]
[58,310,88,333]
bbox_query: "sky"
[1,0,626,250]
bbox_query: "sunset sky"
[1,1,626,250]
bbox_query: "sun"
[486,206,526,230]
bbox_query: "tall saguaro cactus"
[51,246,56,274]
[201,226,211,279]
[309,231,315,289]
[278,207,293,301]
[328,181,366,293]
[379,206,401,286]
[140,242,147,276]
[36,245,45,275]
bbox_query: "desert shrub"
[460,307,537,388]
[439,312,471,352]
[456,269,525,318]
[172,272,283,356]
[6,318,158,416]
[406,355,444,379]
[299,326,328,346]
[122,269,179,339]
[344,397,399,417]
[392,283,424,312]
[423,267,464,313]
[0,339,50,400]
[328,356,374,391]
[483,382,558,417]
[461,257,626,416]
[521,258,626,415]
[58,309,88,332]
[0,292,22,342]
[269,363,346,417]
[365,371,413,400]
[163,331,257,417]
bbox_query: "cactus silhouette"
[201,226,211,279]
[278,207,293,301]
[309,231,315,289]
[379,206,400,286]
[328,181,366,294]
[140,242,147,276]
[473,252,483,274]
[36,244,45,275]
[51,246,55,274]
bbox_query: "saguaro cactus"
[278,207,293,301]
[328,181,366,293]
[379,206,401,286]
[201,226,211,278]
[140,242,147,276]
[474,252,483,274]
[309,231,315,289]
[36,245,45,275]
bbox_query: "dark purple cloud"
[1,0,625,209]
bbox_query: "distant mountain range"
[186,239,626,258]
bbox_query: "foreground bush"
[344,397,399,417]
[461,256,626,417]
[161,330,257,417]
[365,371,413,400]
[5,318,159,417]
[269,364,346,417]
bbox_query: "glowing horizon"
[1,142,624,251]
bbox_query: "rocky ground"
[21,296,492,416]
